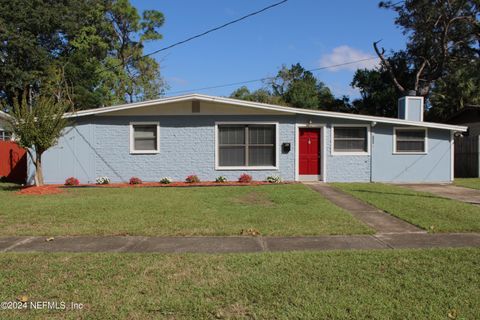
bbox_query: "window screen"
[333,127,367,152]
[132,124,158,151]
[395,129,426,153]
[218,124,276,167]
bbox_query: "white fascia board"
[64,93,468,132]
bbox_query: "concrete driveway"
[401,184,480,205]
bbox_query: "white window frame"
[215,121,279,170]
[129,121,160,154]
[393,127,428,155]
[331,124,371,156]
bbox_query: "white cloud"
[319,46,379,72]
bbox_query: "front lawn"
[0,249,478,319]
[333,183,480,232]
[455,178,480,190]
[0,184,372,236]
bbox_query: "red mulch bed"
[16,181,290,195]
[17,185,64,195]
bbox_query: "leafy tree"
[0,0,166,110]
[374,0,479,96]
[7,94,70,186]
[429,60,480,120]
[230,86,286,105]
[231,63,350,112]
[101,0,166,104]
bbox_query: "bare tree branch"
[373,40,407,94]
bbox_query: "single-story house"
[33,94,466,184]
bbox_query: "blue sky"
[131,0,407,99]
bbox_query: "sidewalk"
[1,233,479,253]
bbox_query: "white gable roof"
[65,94,467,132]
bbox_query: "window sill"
[130,150,159,155]
[215,166,278,171]
[331,152,370,156]
[393,152,427,155]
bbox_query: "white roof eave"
[64,93,468,132]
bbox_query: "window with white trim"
[0,130,12,141]
[395,128,426,153]
[130,123,159,153]
[333,126,368,153]
[218,124,276,167]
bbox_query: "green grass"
[0,249,478,319]
[0,184,372,236]
[333,183,480,232]
[455,178,480,190]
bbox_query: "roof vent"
[192,100,200,113]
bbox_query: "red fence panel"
[0,141,27,184]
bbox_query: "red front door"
[299,128,320,175]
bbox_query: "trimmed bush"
[266,175,282,183]
[95,176,111,185]
[238,173,252,183]
[160,177,173,184]
[185,175,200,183]
[64,177,80,186]
[129,177,143,185]
[215,176,227,183]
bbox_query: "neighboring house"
[447,105,480,177]
[0,111,13,141]
[35,94,466,185]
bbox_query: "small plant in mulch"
[159,177,173,184]
[238,174,252,183]
[64,177,80,186]
[185,175,200,183]
[95,176,111,185]
[129,177,143,185]
[266,175,282,183]
[215,176,227,183]
[240,228,261,236]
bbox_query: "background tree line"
[230,0,480,122]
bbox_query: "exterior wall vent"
[192,100,200,113]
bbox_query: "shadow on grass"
[0,183,23,192]
[349,189,445,200]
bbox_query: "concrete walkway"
[305,183,424,234]
[0,234,479,253]
[401,184,480,205]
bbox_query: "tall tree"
[374,0,479,96]
[0,0,166,110]
[102,0,166,104]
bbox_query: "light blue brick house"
[36,94,466,184]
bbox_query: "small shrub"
[160,177,173,184]
[95,176,110,185]
[64,177,80,186]
[238,173,252,183]
[215,176,227,183]
[129,177,142,185]
[185,175,200,183]
[266,175,282,183]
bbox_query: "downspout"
[370,121,376,182]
